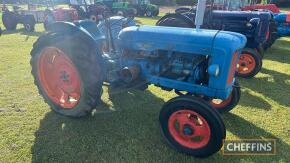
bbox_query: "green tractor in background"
[129,0,159,17]
[98,0,159,17]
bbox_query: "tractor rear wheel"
[2,11,18,30]
[30,33,104,117]
[159,96,226,158]
[208,80,241,113]
[236,48,262,78]
[157,17,192,28]
[175,7,191,13]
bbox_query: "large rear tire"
[30,33,104,117]
[2,11,18,30]
[159,96,226,158]
[157,17,192,28]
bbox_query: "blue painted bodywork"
[118,25,246,99]
[48,18,247,100]
[273,13,290,36]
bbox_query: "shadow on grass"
[239,90,271,110]
[31,89,169,162]
[264,39,290,64]
[240,68,290,108]
[1,28,43,37]
[31,87,289,162]
[221,113,289,162]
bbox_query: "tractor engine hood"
[118,25,246,56]
[212,10,271,21]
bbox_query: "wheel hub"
[183,124,194,136]
[168,110,211,149]
[60,70,70,82]
[238,53,256,74]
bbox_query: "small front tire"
[159,96,226,158]
[236,48,263,78]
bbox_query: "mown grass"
[0,9,290,163]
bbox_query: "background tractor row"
[1,0,79,32]
[158,0,272,79]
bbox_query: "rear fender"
[156,13,195,27]
[46,20,105,49]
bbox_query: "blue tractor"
[157,0,272,78]
[30,0,246,157]
[274,13,290,36]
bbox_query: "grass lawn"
[0,9,290,163]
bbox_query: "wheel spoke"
[175,114,188,137]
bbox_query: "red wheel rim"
[210,93,233,109]
[237,53,256,75]
[37,47,81,109]
[168,110,211,149]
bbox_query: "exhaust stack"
[195,0,207,30]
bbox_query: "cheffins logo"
[222,139,276,155]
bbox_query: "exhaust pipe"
[195,0,207,30]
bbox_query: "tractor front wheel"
[236,48,262,78]
[30,33,104,117]
[23,16,35,32]
[159,96,226,158]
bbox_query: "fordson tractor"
[157,0,271,78]
[206,0,290,46]
[30,0,246,157]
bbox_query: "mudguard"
[46,20,105,48]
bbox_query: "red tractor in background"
[69,0,110,23]
[241,0,281,13]
[1,0,79,32]
[43,7,79,30]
